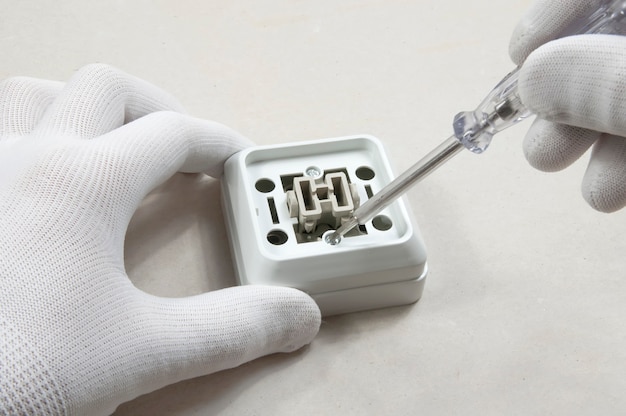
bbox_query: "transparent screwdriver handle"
[453,70,529,154]
[325,0,626,245]
[454,0,626,154]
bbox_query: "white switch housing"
[221,135,428,316]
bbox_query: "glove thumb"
[126,285,321,400]
[69,285,320,415]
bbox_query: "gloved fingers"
[0,77,63,139]
[92,111,252,210]
[518,35,626,138]
[509,0,605,65]
[582,133,626,212]
[123,286,321,403]
[34,63,185,140]
[523,118,599,172]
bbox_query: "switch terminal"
[286,171,360,234]
[221,135,428,316]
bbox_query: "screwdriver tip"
[323,230,342,246]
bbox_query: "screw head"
[323,230,341,246]
[305,166,323,179]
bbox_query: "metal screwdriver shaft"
[324,0,626,246]
[324,136,463,245]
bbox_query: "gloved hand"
[0,64,321,416]
[510,0,626,212]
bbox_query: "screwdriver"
[325,0,626,246]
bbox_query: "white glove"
[510,0,626,212]
[0,64,321,416]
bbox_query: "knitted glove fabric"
[510,0,626,212]
[0,64,321,416]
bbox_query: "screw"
[305,166,322,179]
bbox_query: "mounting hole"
[355,166,375,180]
[255,178,275,193]
[267,229,289,245]
[372,215,393,231]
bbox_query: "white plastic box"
[221,135,428,316]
